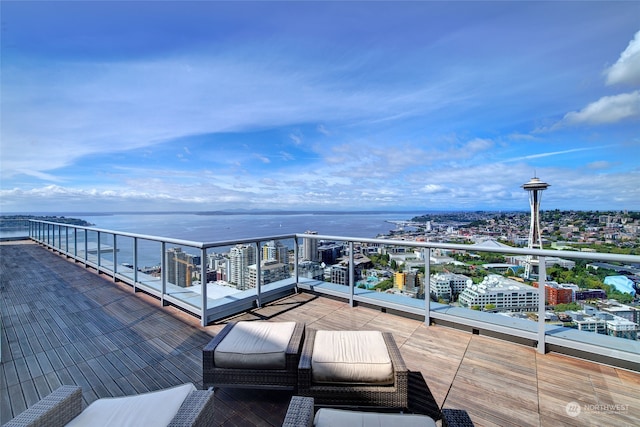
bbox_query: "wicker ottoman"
[203,321,305,390]
[297,329,408,409]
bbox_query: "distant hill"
[0,215,93,229]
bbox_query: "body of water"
[79,212,420,242]
[4,211,423,268]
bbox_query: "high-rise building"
[229,244,256,290]
[297,260,324,281]
[318,242,342,265]
[247,260,290,289]
[522,176,550,279]
[394,272,406,290]
[303,230,319,261]
[330,264,349,286]
[165,247,195,288]
[262,240,288,264]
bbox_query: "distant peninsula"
[0,215,94,229]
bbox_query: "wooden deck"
[2,242,639,426]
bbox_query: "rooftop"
[2,241,640,426]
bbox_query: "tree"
[374,279,394,292]
[554,302,581,312]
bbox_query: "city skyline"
[1,1,639,213]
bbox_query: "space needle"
[522,176,550,279]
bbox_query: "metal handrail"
[27,219,640,370]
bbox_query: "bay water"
[14,211,423,268]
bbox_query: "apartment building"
[458,274,539,311]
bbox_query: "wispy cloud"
[559,91,640,126]
[504,146,612,162]
[1,2,639,212]
[605,30,640,86]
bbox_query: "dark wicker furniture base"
[297,329,408,409]
[282,396,475,427]
[3,385,215,427]
[203,321,305,390]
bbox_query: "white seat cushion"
[214,321,296,369]
[65,383,196,427]
[314,408,437,427]
[311,330,394,384]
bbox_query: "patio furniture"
[282,396,475,427]
[203,320,305,390]
[3,383,214,427]
[297,329,408,409]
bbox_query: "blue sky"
[1,1,639,213]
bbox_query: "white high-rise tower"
[522,176,550,279]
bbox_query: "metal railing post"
[293,236,299,292]
[256,241,262,308]
[112,233,118,281]
[133,237,138,291]
[161,242,167,306]
[97,231,102,270]
[201,247,207,326]
[424,247,431,326]
[537,256,547,354]
[73,227,78,258]
[349,241,354,308]
[84,229,88,267]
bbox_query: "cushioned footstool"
[282,396,475,427]
[203,321,305,390]
[298,329,408,409]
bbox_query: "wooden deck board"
[2,242,640,426]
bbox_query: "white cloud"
[587,161,613,170]
[560,91,640,126]
[316,124,330,136]
[1,53,460,181]
[605,30,640,86]
[255,154,271,164]
[422,184,447,194]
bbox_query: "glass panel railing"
[163,243,203,308]
[114,234,135,280]
[134,238,162,292]
[83,229,99,264]
[97,232,116,274]
[26,219,639,364]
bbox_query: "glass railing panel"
[200,244,244,308]
[94,232,115,274]
[296,236,352,298]
[84,230,99,264]
[256,237,294,286]
[134,238,162,291]
[0,218,30,239]
[68,227,79,257]
[162,243,206,309]
[114,235,135,280]
[74,228,87,261]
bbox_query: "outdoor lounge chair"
[203,320,305,390]
[2,383,214,427]
[282,396,475,427]
[297,329,408,409]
